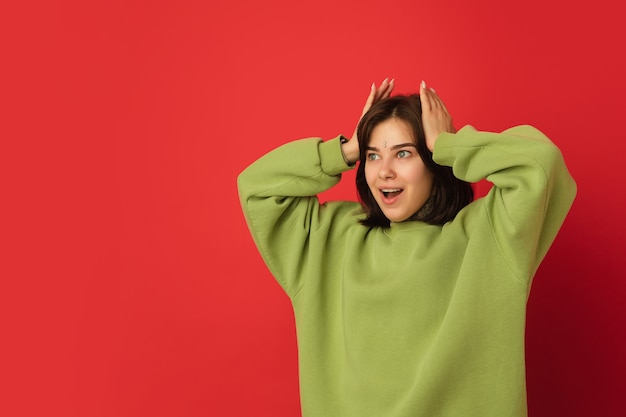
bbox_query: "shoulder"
[315,201,365,232]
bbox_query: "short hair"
[355,94,474,228]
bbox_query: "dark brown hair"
[356,94,473,228]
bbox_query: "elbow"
[237,168,252,204]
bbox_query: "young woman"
[238,79,576,417]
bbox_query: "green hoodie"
[238,125,576,417]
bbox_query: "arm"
[435,125,577,282]
[419,83,576,281]
[237,137,348,296]
[238,80,394,296]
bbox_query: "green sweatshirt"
[237,125,576,417]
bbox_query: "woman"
[237,79,576,417]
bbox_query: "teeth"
[381,188,401,192]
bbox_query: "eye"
[367,153,380,161]
[397,150,411,158]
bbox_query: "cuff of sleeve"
[319,135,354,176]
[433,125,477,165]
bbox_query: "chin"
[383,212,411,223]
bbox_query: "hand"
[419,81,455,152]
[342,78,395,164]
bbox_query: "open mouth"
[381,188,403,199]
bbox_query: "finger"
[420,80,432,112]
[429,89,449,114]
[363,78,394,116]
[361,82,377,115]
[429,89,442,111]
[381,78,394,99]
[436,92,449,114]
[374,78,390,102]
[426,86,447,112]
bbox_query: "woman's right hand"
[341,78,395,164]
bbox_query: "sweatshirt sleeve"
[433,125,577,282]
[237,136,354,296]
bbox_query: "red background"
[2,0,625,416]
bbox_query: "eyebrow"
[367,143,417,151]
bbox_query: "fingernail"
[421,80,426,89]
[430,87,436,93]
[371,82,376,89]
[390,78,395,84]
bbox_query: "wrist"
[340,136,359,165]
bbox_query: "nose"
[377,161,396,180]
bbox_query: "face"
[364,118,434,223]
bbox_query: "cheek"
[408,164,433,187]
[422,170,435,191]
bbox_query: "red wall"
[3,0,625,416]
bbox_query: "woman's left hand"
[419,81,455,152]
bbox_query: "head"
[356,94,473,227]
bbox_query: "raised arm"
[435,124,577,282]
[238,80,394,296]
[413,81,575,281]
